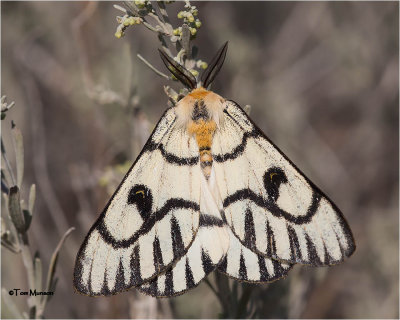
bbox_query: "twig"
[137,54,170,79]
[155,1,172,30]
[114,0,203,102]
[214,272,233,317]
[38,227,74,316]
[18,233,36,308]
[1,238,20,253]
[147,12,171,35]
[142,19,168,34]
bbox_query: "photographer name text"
[9,289,54,296]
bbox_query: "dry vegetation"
[1,1,398,318]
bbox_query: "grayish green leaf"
[1,138,16,186]
[8,186,25,234]
[22,210,32,231]
[11,125,24,188]
[47,277,58,302]
[29,184,36,215]
[34,255,43,294]
[181,24,191,58]
[41,227,74,309]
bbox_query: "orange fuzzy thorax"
[187,87,210,100]
[188,119,216,179]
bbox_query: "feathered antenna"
[201,42,228,89]
[158,49,197,90]
[159,42,229,90]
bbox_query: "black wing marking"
[212,101,355,266]
[74,108,202,296]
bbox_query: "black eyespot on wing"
[263,167,288,202]
[127,184,153,220]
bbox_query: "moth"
[74,42,355,297]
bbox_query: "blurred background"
[1,1,398,318]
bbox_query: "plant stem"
[137,54,170,79]
[1,138,16,186]
[18,233,37,309]
[214,272,233,318]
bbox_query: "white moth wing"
[138,223,228,297]
[139,171,229,297]
[212,101,355,266]
[74,107,203,296]
[218,227,292,282]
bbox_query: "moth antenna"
[158,49,197,90]
[201,41,228,89]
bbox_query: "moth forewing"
[73,107,203,296]
[213,100,355,266]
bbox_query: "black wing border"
[218,100,356,266]
[73,107,201,296]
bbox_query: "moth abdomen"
[188,119,216,179]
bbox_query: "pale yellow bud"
[200,62,208,69]
[187,14,194,23]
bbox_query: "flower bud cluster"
[134,0,150,10]
[115,14,143,38]
[174,6,201,38]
